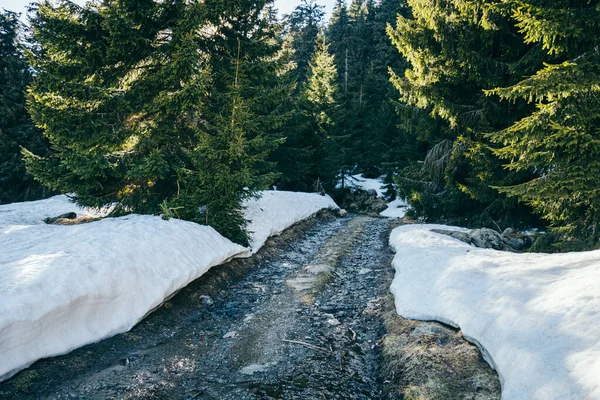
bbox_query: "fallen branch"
[339,351,347,371]
[348,327,357,341]
[282,339,331,354]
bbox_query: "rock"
[502,228,515,236]
[199,295,214,306]
[502,233,533,251]
[223,331,238,339]
[432,228,533,252]
[52,216,101,225]
[240,362,277,375]
[338,209,348,218]
[358,268,372,275]
[304,264,334,275]
[431,229,472,245]
[44,212,77,224]
[409,324,452,339]
[341,189,388,216]
[366,189,378,197]
[327,318,341,326]
[470,228,505,250]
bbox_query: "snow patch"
[0,195,110,226]
[380,199,408,219]
[342,174,386,197]
[339,174,408,219]
[244,191,338,253]
[389,224,600,400]
[0,191,338,381]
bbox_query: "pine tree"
[26,0,286,244]
[299,34,342,190]
[387,0,541,229]
[181,1,293,245]
[286,0,325,86]
[488,0,600,248]
[0,10,50,203]
[326,0,407,179]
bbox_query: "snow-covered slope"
[0,191,337,381]
[379,199,408,219]
[389,224,600,400]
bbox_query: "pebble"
[223,331,238,339]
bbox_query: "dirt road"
[0,214,396,399]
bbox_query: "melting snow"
[340,174,408,219]
[0,191,338,381]
[389,224,600,400]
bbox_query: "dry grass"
[380,296,501,400]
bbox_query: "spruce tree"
[326,0,353,183]
[286,0,325,86]
[489,0,600,247]
[369,0,410,176]
[26,0,286,244]
[344,0,375,175]
[0,10,50,203]
[299,34,342,190]
[180,0,293,245]
[273,0,327,191]
[387,0,541,229]
[326,0,408,179]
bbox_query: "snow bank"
[389,224,600,400]
[244,191,338,253]
[0,191,338,381]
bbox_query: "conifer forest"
[1,0,598,250]
[1,1,600,398]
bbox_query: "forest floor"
[0,213,499,400]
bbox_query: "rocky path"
[0,214,396,400]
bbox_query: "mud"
[0,213,500,400]
[0,214,393,399]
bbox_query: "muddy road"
[0,214,397,399]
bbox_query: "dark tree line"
[387,0,600,249]
[0,11,50,203]
[1,0,599,250]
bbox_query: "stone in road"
[0,215,395,399]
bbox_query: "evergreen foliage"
[387,0,542,229]
[3,0,598,251]
[25,0,288,244]
[0,10,50,203]
[294,33,342,191]
[271,0,413,193]
[286,0,325,86]
[325,0,410,180]
[488,0,600,248]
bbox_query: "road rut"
[0,214,395,400]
